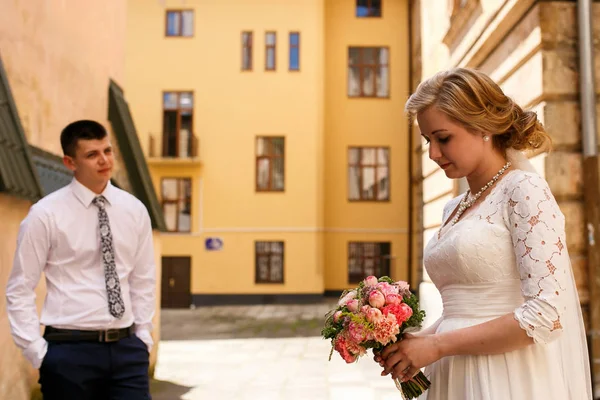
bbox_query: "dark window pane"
[290,48,299,70]
[163,111,178,157]
[363,48,375,64]
[267,49,275,70]
[166,12,179,36]
[349,48,361,65]
[370,0,382,16]
[290,33,299,46]
[272,158,284,190]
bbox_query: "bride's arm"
[438,174,569,356]
[434,313,531,357]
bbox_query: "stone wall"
[414,0,597,330]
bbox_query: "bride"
[375,68,592,399]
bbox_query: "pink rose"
[347,299,359,313]
[338,290,357,307]
[333,310,343,323]
[368,290,385,308]
[364,276,379,287]
[385,293,402,305]
[376,282,399,297]
[366,307,383,324]
[360,305,371,314]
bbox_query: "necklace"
[438,161,512,239]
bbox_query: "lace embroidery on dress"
[503,173,568,344]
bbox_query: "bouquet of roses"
[322,276,430,399]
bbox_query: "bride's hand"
[380,333,441,382]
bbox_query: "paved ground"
[151,302,405,400]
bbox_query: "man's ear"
[63,155,76,172]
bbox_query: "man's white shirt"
[6,178,156,368]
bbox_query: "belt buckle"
[104,329,120,342]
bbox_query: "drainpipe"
[578,0,600,396]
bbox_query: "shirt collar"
[71,178,116,208]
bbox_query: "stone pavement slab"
[152,337,404,400]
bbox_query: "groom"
[5,120,156,399]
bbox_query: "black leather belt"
[44,325,134,343]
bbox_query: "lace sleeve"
[504,173,569,344]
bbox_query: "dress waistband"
[440,280,523,319]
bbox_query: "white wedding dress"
[419,168,592,399]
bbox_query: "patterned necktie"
[92,196,125,319]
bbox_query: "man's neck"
[75,177,108,195]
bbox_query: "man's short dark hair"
[60,120,108,157]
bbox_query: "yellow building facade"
[126,0,410,304]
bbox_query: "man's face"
[63,137,114,191]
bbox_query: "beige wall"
[0,195,42,400]
[324,0,411,290]
[0,0,127,155]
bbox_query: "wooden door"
[161,256,191,308]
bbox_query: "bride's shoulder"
[501,169,551,197]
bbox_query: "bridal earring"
[483,135,490,142]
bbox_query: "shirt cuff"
[23,337,48,369]
[135,328,154,353]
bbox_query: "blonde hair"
[405,68,552,153]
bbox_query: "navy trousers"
[39,334,151,400]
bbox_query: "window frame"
[356,0,382,18]
[255,241,285,284]
[165,9,195,38]
[347,46,390,99]
[255,136,285,192]
[160,177,192,233]
[348,242,391,284]
[241,31,253,71]
[162,91,194,158]
[289,32,300,71]
[348,146,390,202]
[265,31,277,71]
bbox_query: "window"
[265,32,276,71]
[289,32,300,71]
[256,137,284,191]
[348,47,389,98]
[242,31,253,71]
[166,10,194,37]
[348,242,390,283]
[161,178,192,232]
[348,147,389,201]
[356,0,382,17]
[163,92,194,157]
[255,241,284,283]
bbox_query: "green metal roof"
[108,80,166,232]
[29,146,72,196]
[0,55,43,202]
